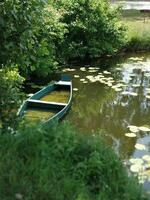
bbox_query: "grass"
[121,10,150,51]
[0,122,149,200]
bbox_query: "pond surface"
[61,52,150,191]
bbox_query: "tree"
[57,0,126,60]
[0,67,24,133]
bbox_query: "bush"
[0,0,66,77]
[0,67,24,133]
[56,0,126,60]
[0,122,148,200]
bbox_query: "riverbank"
[121,10,150,52]
[0,122,149,200]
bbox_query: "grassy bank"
[121,10,150,51]
[0,122,149,200]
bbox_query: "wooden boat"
[18,75,72,124]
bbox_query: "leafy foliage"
[56,0,126,60]
[0,67,24,132]
[0,0,66,77]
[0,122,148,200]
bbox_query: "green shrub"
[0,122,148,200]
[0,0,66,77]
[56,0,126,60]
[0,67,24,132]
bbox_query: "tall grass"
[0,122,149,200]
[121,10,150,51]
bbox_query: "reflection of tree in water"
[66,54,150,159]
[99,63,150,158]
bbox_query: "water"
[40,89,69,103]
[24,108,57,122]
[62,52,150,190]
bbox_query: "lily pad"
[146,95,150,99]
[135,143,146,150]
[73,88,78,91]
[138,126,150,132]
[114,88,122,92]
[128,125,139,133]
[132,84,140,88]
[80,79,85,82]
[121,91,129,95]
[125,133,136,137]
[130,164,143,173]
[80,67,86,71]
[142,155,150,162]
[103,70,111,75]
[83,81,88,84]
[128,92,138,96]
[74,75,80,78]
[129,158,144,165]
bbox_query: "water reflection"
[63,52,150,189]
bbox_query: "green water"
[40,89,69,103]
[24,108,57,122]
[62,52,150,191]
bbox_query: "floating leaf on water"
[98,75,105,78]
[142,155,150,162]
[144,73,150,77]
[73,88,78,91]
[138,126,150,132]
[88,67,95,70]
[74,75,80,78]
[80,67,86,71]
[80,79,85,82]
[130,164,143,173]
[114,88,122,92]
[146,88,150,92]
[111,85,122,90]
[66,68,75,72]
[146,95,150,99]
[109,80,115,83]
[115,68,122,71]
[128,92,138,96]
[88,70,98,73]
[99,79,106,84]
[83,81,88,84]
[128,125,139,133]
[128,57,143,61]
[129,158,144,165]
[115,83,125,87]
[103,70,111,75]
[86,75,93,79]
[107,82,113,87]
[125,133,136,137]
[107,77,114,80]
[132,84,140,88]
[135,143,146,150]
[121,91,129,95]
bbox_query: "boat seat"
[27,99,67,107]
[55,81,71,86]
